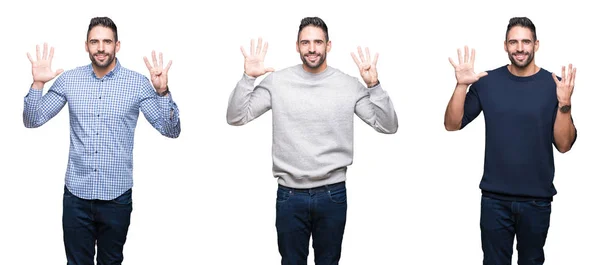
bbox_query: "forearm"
[23,88,44,128]
[365,84,398,134]
[444,83,469,131]
[553,108,576,153]
[156,94,181,138]
[226,74,264,126]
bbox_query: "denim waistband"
[278,181,345,193]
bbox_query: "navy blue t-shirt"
[461,65,576,201]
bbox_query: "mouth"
[513,53,528,61]
[305,54,320,62]
[95,54,107,60]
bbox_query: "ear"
[534,39,539,52]
[115,40,121,53]
[326,40,331,53]
[503,41,508,53]
[296,41,300,53]
[85,41,89,53]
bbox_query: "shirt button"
[94,169,97,172]
[97,114,100,117]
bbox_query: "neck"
[507,62,539,77]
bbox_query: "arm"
[226,37,275,126]
[552,64,577,153]
[141,51,180,138]
[23,43,66,128]
[350,46,398,134]
[444,46,488,131]
[139,82,181,138]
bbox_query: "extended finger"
[152,50,158,67]
[36,44,41,61]
[351,52,361,68]
[27,52,34,64]
[464,45,469,63]
[372,52,379,66]
[159,52,164,69]
[365,47,371,63]
[470,48,476,65]
[250,39,255,55]
[143,56,152,71]
[240,46,248,57]
[552,72,560,84]
[256,38,263,56]
[457,48,463,64]
[49,47,55,63]
[261,42,269,58]
[357,46,365,62]
[164,60,172,73]
[561,66,566,83]
[43,43,48,60]
[448,57,457,68]
[570,67,576,88]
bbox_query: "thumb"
[55,69,64,75]
[477,71,488,78]
[265,67,275,73]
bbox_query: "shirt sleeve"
[460,83,483,129]
[354,80,398,134]
[23,75,67,128]
[226,73,273,126]
[138,78,181,138]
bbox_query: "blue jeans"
[62,186,133,265]
[275,181,348,265]
[480,195,552,265]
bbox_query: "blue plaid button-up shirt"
[23,59,181,200]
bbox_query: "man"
[23,17,181,264]
[444,17,577,265]
[227,16,398,265]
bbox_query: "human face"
[296,25,331,73]
[85,26,120,71]
[504,26,538,69]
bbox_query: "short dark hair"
[297,17,329,42]
[506,17,536,41]
[87,17,118,41]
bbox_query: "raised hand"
[351,46,379,87]
[552,64,576,106]
[448,46,488,85]
[240,37,274,78]
[144,50,172,93]
[27,43,64,88]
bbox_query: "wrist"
[157,86,169,97]
[367,80,380,88]
[31,81,45,90]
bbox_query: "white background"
[1,0,598,264]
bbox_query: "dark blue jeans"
[480,195,552,265]
[62,186,133,265]
[275,181,348,265]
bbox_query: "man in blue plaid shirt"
[23,17,181,264]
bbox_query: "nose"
[98,42,105,52]
[516,42,524,52]
[308,42,316,52]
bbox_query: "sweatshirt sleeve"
[226,73,273,126]
[354,80,398,134]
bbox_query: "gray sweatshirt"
[227,64,398,188]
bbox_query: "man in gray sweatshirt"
[226,17,398,265]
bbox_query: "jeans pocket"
[531,200,551,208]
[276,188,292,203]
[328,187,347,204]
[111,189,133,205]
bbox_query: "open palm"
[448,46,487,85]
[241,38,274,78]
[27,43,63,84]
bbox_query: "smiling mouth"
[95,54,107,60]
[513,53,527,61]
[306,54,320,62]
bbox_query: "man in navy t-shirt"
[444,17,577,265]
